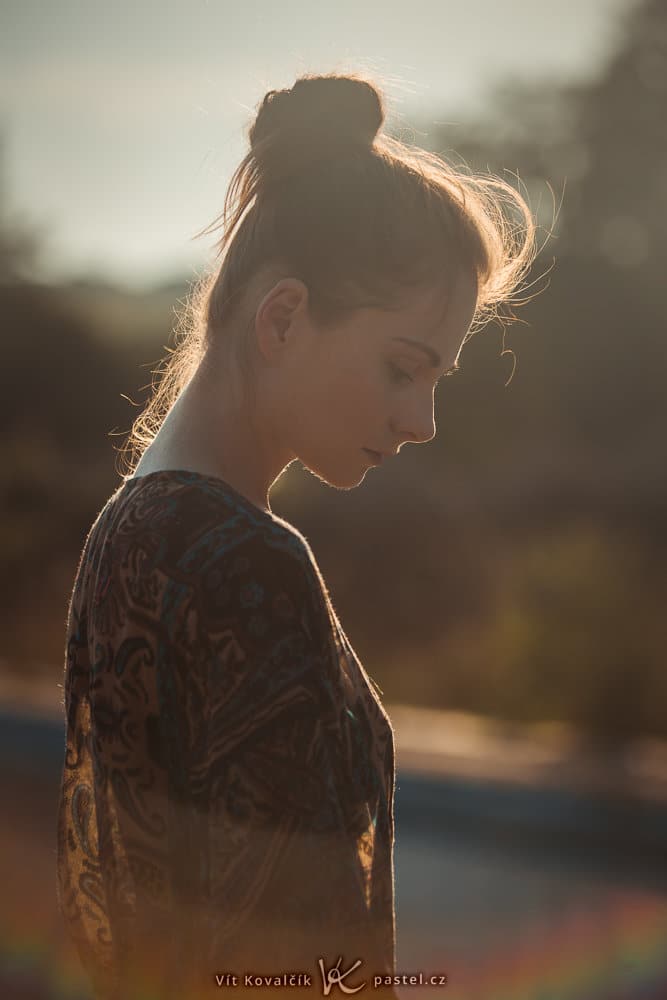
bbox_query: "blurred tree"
[564,0,667,288]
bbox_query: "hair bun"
[249,73,385,173]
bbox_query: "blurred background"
[1,0,666,998]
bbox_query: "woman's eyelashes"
[387,361,413,385]
[387,360,461,387]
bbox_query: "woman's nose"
[393,399,436,446]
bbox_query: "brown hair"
[118,70,540,476]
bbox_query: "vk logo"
[317,956,366,995]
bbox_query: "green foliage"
[481,523,666,747]
[370,521,667,749]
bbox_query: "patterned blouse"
[56,470,397,1000]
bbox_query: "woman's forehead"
[384,272,477,340]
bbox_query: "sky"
[1,0,635,290]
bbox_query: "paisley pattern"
[56,470,397,1000]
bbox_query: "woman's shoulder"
[92,469,322,593]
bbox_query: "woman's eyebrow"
[392,336,460,374]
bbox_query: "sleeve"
[179,529,391,996]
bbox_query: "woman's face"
[272,270,478,490]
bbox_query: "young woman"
[56,72,536,1000]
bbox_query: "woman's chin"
[300,456,370,491]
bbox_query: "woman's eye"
[388,362,413,385]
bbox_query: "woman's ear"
[255,278,309,361]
